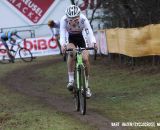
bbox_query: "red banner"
[7,0,55,23]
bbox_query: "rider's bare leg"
[82,50,90,87]
[82,50,90,77]
[67,43,76,83]
[82,50,92,97]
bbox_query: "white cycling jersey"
[60,13,96,46]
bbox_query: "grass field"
[0,56,160,130]
[0,59,95,130]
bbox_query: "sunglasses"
[68,17,79,23]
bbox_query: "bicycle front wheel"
[19,48,33,62]
[74,89,80,111]
[73,69,80,111]
[79,65,87,115]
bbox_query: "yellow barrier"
[106,24,160,57]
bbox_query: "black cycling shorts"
[69,33,86,48]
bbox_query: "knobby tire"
[19,48,33,62]
[79,65,86,115]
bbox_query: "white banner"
[99,30,108,55]
[0,36,60,59]
[24,37,60,57]
[94,31,100,54]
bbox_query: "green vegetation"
[0,58,94,130]
[0,56,160,130]
[90,59,160,122]
[36,56,160,130]
[90,58,160,130]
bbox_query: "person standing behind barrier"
[0,30,22,63]
[48,20,62,55]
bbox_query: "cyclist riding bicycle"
[0,30,22,62]
[60,5,97,98]
[48,20,62,54]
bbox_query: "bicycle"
[0,40,33,63]
[66,47,96,115]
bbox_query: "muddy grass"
[1,56,159,130]
[0,57,124,130]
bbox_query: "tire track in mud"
[0,58,124,130]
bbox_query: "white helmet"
[65,5,81,18]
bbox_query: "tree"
[70,0,160,28]
[102,0,160,28]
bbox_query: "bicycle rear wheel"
[79,65,86,115]
[19,48,33,62]
[0,49,10,64]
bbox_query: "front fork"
[76,65,87,90]
[76,66,80,90]
[76,53,87,90]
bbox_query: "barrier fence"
[0,23,160,65]
[0,37,60,59]
[95,24,160,57]
[95,24,160,66]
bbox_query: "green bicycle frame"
[76,52,85,90]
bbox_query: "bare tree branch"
[90,0,102,25]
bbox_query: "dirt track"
[1,58,124,130]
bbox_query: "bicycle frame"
[10,45,19,57]
[76,50,85,90]
[67,47,94,89]
[9,41,23,57]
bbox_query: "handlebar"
[66,47,95,52]
[66,47,97,61]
